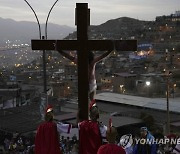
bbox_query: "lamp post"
[23,0,46,93]
[44,0,59,94]
[42,36,47,93]
[23,0,59,120]
[166,76,170,134]
[24,0,59,94]
[166,72,172,135]
[23,0,45,120]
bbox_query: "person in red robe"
[35,105,61,154]
[35,105,72,154]
[78,100,107,154]
[97,122,126,154]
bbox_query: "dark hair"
[88,51,94,64]
[90,106,99,121]
[45,112,53,122]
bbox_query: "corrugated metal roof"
[171,121,180,127]
[95,92,180,114]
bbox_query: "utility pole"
[24,0,59,94]
[166,72,171,134]
[42,36,47,94]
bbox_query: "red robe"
[35,121,61,154]
[79,120,102,154]
[97,144,126,154]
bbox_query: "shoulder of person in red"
[35,121,61,154]
[39,121,56,128]
[79,120,102,154]
[97,144,126,154]
[79,120,101,140]
[79,120,98,128]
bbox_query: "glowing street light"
[146,81,151,86]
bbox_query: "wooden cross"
[31,3,137,120]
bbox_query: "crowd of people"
[0,133,34,154]
[59,135,78,154]
[0,133,79,154]
[1,129,180,154]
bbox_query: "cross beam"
[31,3,137,120]
[32,40,137,51]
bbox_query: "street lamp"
[44,0,59,94]
[145,81,151,86]
[23,0,59,94]
[44,0,59,93]
[23,0,47,94]
[166,71,172,134]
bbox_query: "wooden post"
[76,3,89,120]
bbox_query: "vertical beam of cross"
[76,3,89,120]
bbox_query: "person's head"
[45,105,54,122]
[140,127,148,138]
[106,127,118,143]
[89,106,99,121]
[88,51,94,64]
[89,100,99,121]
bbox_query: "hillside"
[0,17,75,44]
[65,17,180,51]
[65,17,154,40]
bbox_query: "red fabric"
[97,144,126,154]
[79,120,102,154]
[35,121,61,154]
